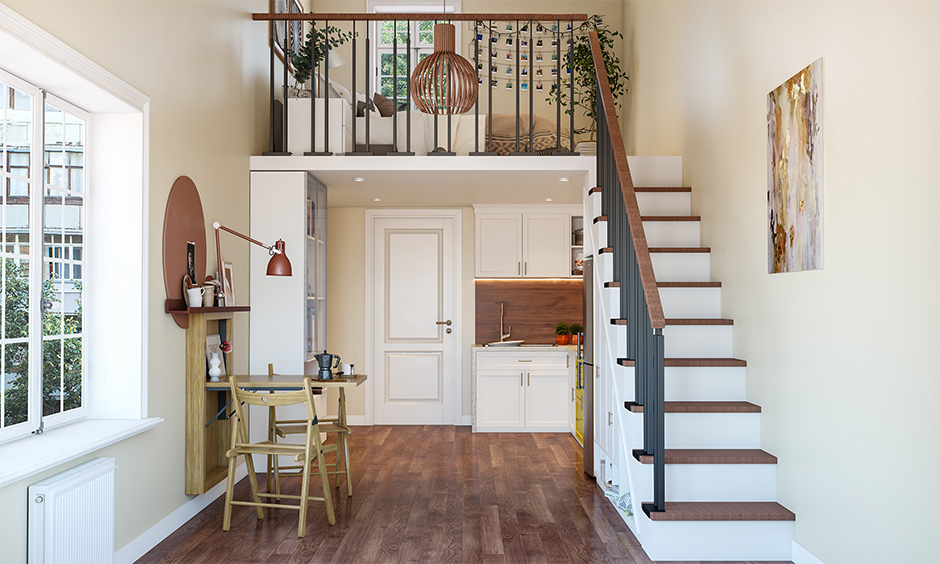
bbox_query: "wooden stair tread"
[649,247,711,253]
[641,215,701,221]
[593,215,607,223]
[636,448,777,464]
[604,281,723,288]
[627,401,760,413]
[590,186,695,193]
[610,318,733,326]
[618,357,748,367]
[643,502,795,521]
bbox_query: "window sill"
[0,417,163,488]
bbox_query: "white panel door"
[523,214,570,277]
[373,215,457,424]
[525,370,570,428]
[475,215,522,277]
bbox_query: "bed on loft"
[282,81,571,156]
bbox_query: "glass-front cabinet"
[306,178,327,359]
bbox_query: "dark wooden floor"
[138,426,785,564]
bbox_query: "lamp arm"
[213,222,286,297]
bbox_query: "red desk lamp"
[213,222,291,304]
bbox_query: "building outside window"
[0,70,85,441]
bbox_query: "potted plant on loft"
[570,323,584,345]
[545,15,628,155]
[289,24,354,97]
[555,322,571,345]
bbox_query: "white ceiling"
[251,155,594,208]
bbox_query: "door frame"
[364,209,463,425]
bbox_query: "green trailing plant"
[570,323,584,335]
[290,25,354,86]
[546,15,628,141]
[554,322,570,336]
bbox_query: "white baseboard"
[113,464,248,564]
[346,415,367,426]
[460,415,472,426]
[792,540,826,564]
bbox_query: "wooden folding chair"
[268,363,354,497]
[222,375,335,537]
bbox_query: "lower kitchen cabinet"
[473,348,572,432]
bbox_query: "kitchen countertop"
[472,344,577,352]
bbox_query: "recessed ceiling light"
[558,177,570,182]
[372,197,382,202]
[353,177,366,182]
[544,197,554,202]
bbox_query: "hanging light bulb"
[410,22,478,114]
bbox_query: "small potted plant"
[570,323,584,345]
[555,322,570,345]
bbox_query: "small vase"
[556,334,570,345]
[208,352,222,382]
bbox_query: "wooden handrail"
[588,31,665,330]
[253,13,589,22]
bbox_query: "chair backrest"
[228,376,318,442]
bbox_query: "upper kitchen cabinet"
[474,205,580,278]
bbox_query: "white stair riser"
[665,366,747,401]
[628,412,760,449]
[651,253,711,282]
[636,191,692,216]
[628,456,778,502]
[594,220,608,249]
[643,221,701,247]
[638,520,794,561]
[664,325,734,358]
[659,287,721,318]
[588,192,601,223]
[627,156,684,187]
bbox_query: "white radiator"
[28,457,116,564]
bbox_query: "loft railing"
[588,31,667,515]
[252,11,588,156]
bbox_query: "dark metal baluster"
[470,21,494,156]
[514,20,520,153]
[323,20,331,154]
[555,19,561,153]
[390,19,414,156]
[351,20,357,151]
[309,19,317,154]
[528,20,534,153]
[488,20,493,153]
[392,19,398,153]
[366,26,371,152]
[283,15,290,154]
[474,22,480,153]
[570,21,575,153]
[263,19,287,155]
[406,21,412,153]
[350,23,373,156]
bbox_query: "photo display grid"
[466,19,599,91]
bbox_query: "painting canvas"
[767,58,823,273]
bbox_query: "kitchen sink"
[484,340,525,347]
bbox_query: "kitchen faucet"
[499,302,512,342]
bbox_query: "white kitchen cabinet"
[473,205,578,278]
[473,348,572,432]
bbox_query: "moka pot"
[314,351,341,380]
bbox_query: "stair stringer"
[586,157,795,561]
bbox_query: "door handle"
[520,372,524,387]
[435,320,452,326]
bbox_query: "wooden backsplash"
[475,279,584,345]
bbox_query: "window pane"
[3,258,30,340]
[62,336,81,411]
[42,338,61,416]
[379,21,395,44]
[3,342,29,427]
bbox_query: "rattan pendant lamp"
[410,5,478,114]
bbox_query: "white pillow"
[329,79,352,105]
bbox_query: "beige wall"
[0,0,271,561]
[624,1,940,562]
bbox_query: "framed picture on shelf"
[222,261,236,306]
[186,241,197,284]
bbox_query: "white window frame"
[0,3,160,484]
[368,0,461,102]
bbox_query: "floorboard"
[136,426,790,564]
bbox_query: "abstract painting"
[767,58,823,273]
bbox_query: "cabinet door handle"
[571,387,575,401]
[608,412,613,426]
[517,262,521,275]
[520,372,524,387]
[527,373,530,386]
[524,262,527,275]
[517,359,533,362]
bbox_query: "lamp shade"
[410,23,478,115]
[266,240,292,276]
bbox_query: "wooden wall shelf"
[165,298,251,315]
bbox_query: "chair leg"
[343,433,353,497]
[297,451,312,537]
[222,454,238,532]
[315,445,336,525]
[244,453,264,520]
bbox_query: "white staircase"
[585,156,795,561]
